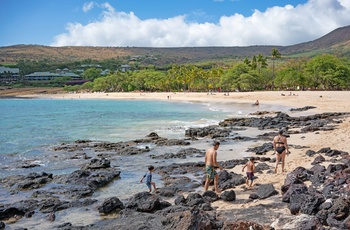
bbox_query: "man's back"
[205,147,216,166]
[246,161,255,172]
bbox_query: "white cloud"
[52,0,350,47]
[82,2,95,13]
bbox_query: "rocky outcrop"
[219,112,349,131]
[281,147,350,229]
[290,106,317,111]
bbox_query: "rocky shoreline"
[1,110,350,230]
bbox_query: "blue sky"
[1,0,350,47]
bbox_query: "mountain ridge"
[1,25,349,65]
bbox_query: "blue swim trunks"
[205,165,217,179]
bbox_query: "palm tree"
[257,54,267,74]
[243,57,251,67]
[271,48,281,90]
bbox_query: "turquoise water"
[0,99,228,156]
[0,98,288,174]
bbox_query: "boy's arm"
[242,164,246,172]
[140,174,145,183]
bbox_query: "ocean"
[0,98,289,228]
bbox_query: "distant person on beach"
[273,129,290,173]
[242,157,256,188]
[204,141,223,194]
[140,165,158,193]
[253,100,259,106]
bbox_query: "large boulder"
[220,190,236,202]
[282,182,308,203]
[98,197,124,214]
[125,192,171,213]
[256,184,278,199]
[300,194,325,215]
[202,190,219,202]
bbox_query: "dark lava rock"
[246,142,273,155]
[220,190,236,201]
[202,190,219,202]
[290,106,316,111]
[98,197,124,214]
[256,184,278,199]
[125,192,171,212]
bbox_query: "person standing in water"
[273,129,290,173]
[204,141,223,194]
[140,165,158,193]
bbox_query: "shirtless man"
[204,141,223,194]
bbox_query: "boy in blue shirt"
[140,165,158,193]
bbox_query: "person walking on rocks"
[140,165,158,193]
[242,157,256,188]
[273,129,290,173]
[204,141,223,194]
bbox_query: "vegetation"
[56,53,349,92]
[1,51,349,91]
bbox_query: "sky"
[1,0,350,47]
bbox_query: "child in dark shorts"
[242,157,256,188]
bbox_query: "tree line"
[65,52,350,92]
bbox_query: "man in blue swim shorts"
[204,141,223,194]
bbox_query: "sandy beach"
[2,88,350,228]
[13,89,349,113]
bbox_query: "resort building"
[0,66,20,82]
[121,64,131,72]
[24,72,82,81]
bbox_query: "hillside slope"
[0,25,349,65]
[281,25,350,55]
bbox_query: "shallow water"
[0,98,290,229]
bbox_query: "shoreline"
[12,90,350,113]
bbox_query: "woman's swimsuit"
[276,146,286,154]
[275,137,286,154]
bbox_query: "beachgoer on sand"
[140,165,158,193]
[242,157,256,188]
[204,141,223,194]
[253,100,259,106]
[273,129,290,173]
